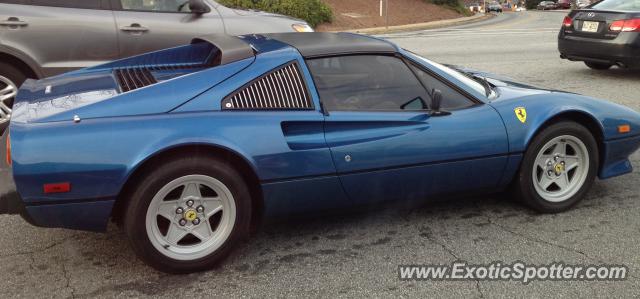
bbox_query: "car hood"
[451,67,640,143]
[444,65,557,101]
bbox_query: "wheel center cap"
[554,163,565,175]
[183,209,198,221]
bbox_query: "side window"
[29,0,103,9]
[408,64,475,110]
[306,55,430,111]
[0,0,28,4]
[120,0,192,12]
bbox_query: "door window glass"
[0,0,28,4]
[120,0,192,12]
[408,64,475,110]
[30,0,102,9]
[306,55,430,111]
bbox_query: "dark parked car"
[558,0,640,69]
[0,0,313,133]
[538,1,559,10]
[487,2,503,12]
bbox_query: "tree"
[525,0,539,9]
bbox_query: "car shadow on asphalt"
[572,67,640,79]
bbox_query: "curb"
[538,9,571,13]
[333,13,495,35]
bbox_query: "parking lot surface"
[1,11,640,298]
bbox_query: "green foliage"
[218,0,333,28]
[428,0,473,16]
[525,0,540,9]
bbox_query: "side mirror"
[189,0,209,14]
[430,89,450,116]
[432,89,442,112]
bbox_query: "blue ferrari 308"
[2,33,640,273]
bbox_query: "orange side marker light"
[618,124,631,134]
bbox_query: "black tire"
[584,61,612,70]
[515,121,598,213]
[123,155,252,273]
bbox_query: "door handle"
[120,23,149,33]
[0,17,28,28]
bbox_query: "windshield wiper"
[466,74,493,98]
[477,76,493,98]
[448,66,494,98]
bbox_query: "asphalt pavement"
[1,11,640,298]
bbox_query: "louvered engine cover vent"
[114,67,158,93]
[222,62,313,110]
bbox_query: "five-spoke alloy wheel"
[145,175,237,261]
[124,155,251,273]
[516,121,598,213]
[532,135,589,203]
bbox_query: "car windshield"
[404,51,489,98]
[591,0,640,10]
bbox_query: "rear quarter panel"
[9,46,338,217]
[9,111,333,202]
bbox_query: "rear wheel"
[124,156,252,273]
[515,121,598,213]
[584,61,612,70]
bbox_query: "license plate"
[582,21,599,32]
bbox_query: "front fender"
[491,92,640,153]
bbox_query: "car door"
[0,0,118,77]
[111,0,224,59]
[306,55,510,204]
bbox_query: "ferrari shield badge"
[514,107,527,123]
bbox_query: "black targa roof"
[262,32,398,58]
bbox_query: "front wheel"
[515,121,598,213]
[123,156,252,273]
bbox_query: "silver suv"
[0,0,313,131]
